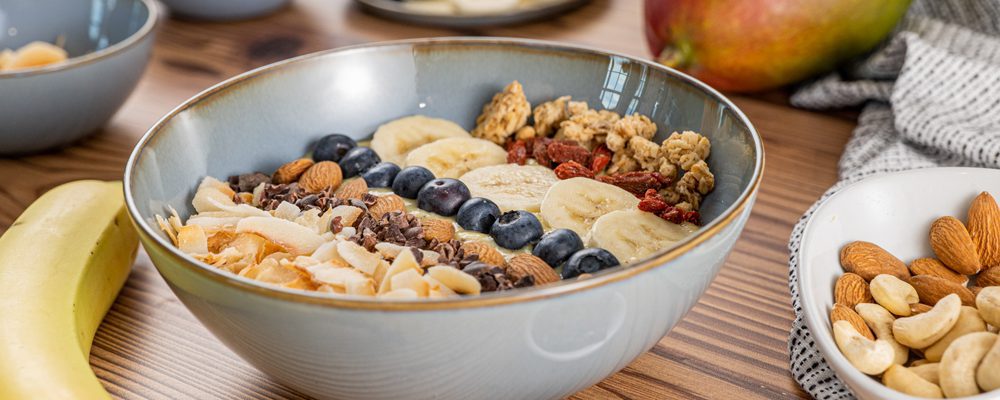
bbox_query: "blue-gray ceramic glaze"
[159,0,288,21]
[0,0,158,155]
[356,0,591,28]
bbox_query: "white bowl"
[799,167,1000,400]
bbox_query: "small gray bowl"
[159,0,289,21]
[125,38,763,399]
[0,0,159,155]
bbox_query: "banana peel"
[0,180,138,400]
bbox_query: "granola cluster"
[470,82,716,221]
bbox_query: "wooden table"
[0,1,859,398]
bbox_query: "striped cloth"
[787,1,1000,398]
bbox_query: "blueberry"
[532,229,584,268]
[313,134,357,162]
[456,197,501,233]
[392,166,435,199]
[490,210,543,250]
[417,178,471,216]
[362,162,401,188]
[339,147,381,177]
[562,248,620,279]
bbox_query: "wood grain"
[0,0,858,398]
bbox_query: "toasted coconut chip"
[427,266,481,295]
[336,227,356,240]
[156,214,178,245]
[337,241,381,275]
[207,230,238,253]
[255,260,303,284]
[379,288,418,299]
[273,201,301,220]
[311,240,350,267]
[306,263,368,287]
[391,269,429,297]
[283,277,317,291]
[317,284,346,294]
[294,208,323,233]
[374,242,439,264]
[378,249,421,294]
[236,216,324,256]
[193,177,236,213]
[177,225,209,255]
[326,205,364,227]
[226,232,285,263]
[372,259,390,288]
[345,277,376,296]
[423,275,456,296]
[186,216,243,231]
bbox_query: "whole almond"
[979,267,1000,287]
[507,254,560,285]
[930,216,982,274]
[910,257,969,285]
[834,273,873,308]
[460,241,506,267]
[840,241,910,281]
[910,303,933,315]
[368,194,406,219]
[831,303,875,340]
[909,274,975,306]
[335,178,368,200]
[273,158,314,184]
[420,218,455,242]
[970,192,1000,268]
[971,286,984,297]
[299,161,343,193]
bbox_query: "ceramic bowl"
[356,0,590,28]
[159,0,288,21]
[799,167,1000,400]
[0,0,158,155]
[125,38,763,400]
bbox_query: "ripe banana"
[460,164,558,212]
[0,180,139,400]
[370,115,470,165]
[539,177,639,237]
[404,137,507,178]
[587,209,698,263]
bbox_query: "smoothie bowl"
[124,38,763,400]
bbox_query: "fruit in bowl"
[125,38,762,400]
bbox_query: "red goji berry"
[554,161,595,180]
[547,140,591,165]
[507,140,528,165]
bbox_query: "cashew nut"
[923,306,987,362]
[910,362,940,384]
[893,294,962,348]
[976,332,1000,391]
[855,303,908,365]
[833,320,894,375]
[882,364,944,398]
[977,286,1000,328]
[939,331,997,398]
[871,274,919,316]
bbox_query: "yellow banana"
[0,180,138,400]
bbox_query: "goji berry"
[597,171,669,196]
[547,140,591,165]
[554,161,595,179]
[532,137,553,167]
[637,189,668,213]
[507,140,528,165]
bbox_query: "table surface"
[0,1,860,398]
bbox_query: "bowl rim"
[797,167,1000,400]
[124,37,765,311]
[0,0,160,79]
[355,0,588,19]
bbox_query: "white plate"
[798,167,1000,400]
[355,0,590,28]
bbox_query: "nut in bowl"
[125,38,762,400]
[799,167,1000,399]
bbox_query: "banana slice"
[539,177,640,237]
[405,137,507,178]
[370,115,470,165]
[587,209,699,264]
[460,164,558,212]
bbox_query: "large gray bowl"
[125,38,763,400]
[0,0,158,155]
